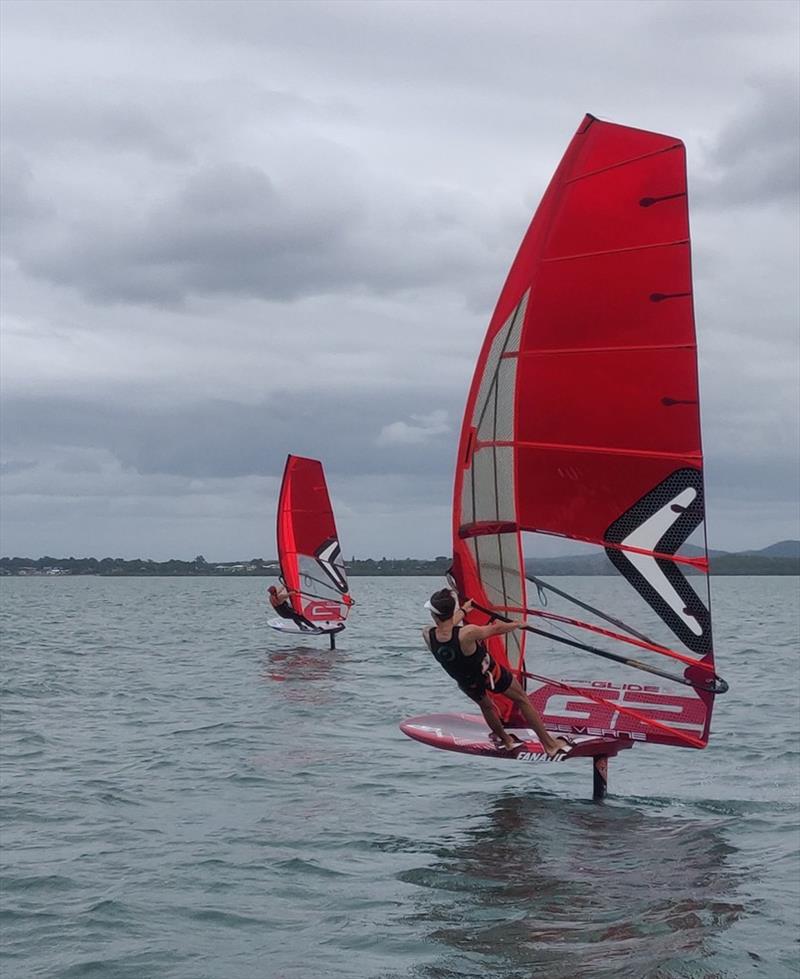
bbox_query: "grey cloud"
[649,0,797,37]
[0,459,37,477]
[4,1,796,118]
[4,1,795,313]
[705,454,800,510]
[120,0,796,107]
[0,152,54,231]
[1,0,797,559]
[5,157,496,306]
[0,390,460,482]
[1,72,342,163]
[693,75,800,209]
[4,382,797,513]
[0,466,455,561]
[1,95,191,164]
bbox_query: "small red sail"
[276,455,352,623]
[451,114,720,744]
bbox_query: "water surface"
[1,576,798,978]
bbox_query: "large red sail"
[276,455,351,623]
[452,115,720,743]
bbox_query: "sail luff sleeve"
[276,455,304,615]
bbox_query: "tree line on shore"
[1,551,798,577]
[0,555,453,577]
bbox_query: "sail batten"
[484,440,701,462]
[564,143,683,184]
[542,239,690,264]
[507,343,695,357]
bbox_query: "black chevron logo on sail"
[315,537,347,593]
[605,469,711,656]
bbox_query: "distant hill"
[711,553,800,575]
[740,540,800,559]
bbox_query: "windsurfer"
[268,584,315,630]
[422,588,571,758]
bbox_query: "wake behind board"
[400,713,633,764]
[267,617,345,636]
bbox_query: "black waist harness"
[429,626,492,686]
[273,601,295,619]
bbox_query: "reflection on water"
[400,791,743,979]
[263,647,339,683]
[261,647,346,709]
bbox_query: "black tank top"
[428,626,492,686]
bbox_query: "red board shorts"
[459,662,514,703]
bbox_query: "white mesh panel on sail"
[505,290,527,354]
[473,337,506,429]
[495,446,515,522]
[462,443,514,525]
[475,357,517,449]
[471,291,528,429]
[462,291,527,534]
[461,463,475,527]
[498,531,525,670]
[297,554,342,601]
[498,532,524,613]
[476,381,499,443]
[472,448,499,522]
[478,536,523,611]
[494,357,517,441]
[473,532,525,671]
[474,534,504,606]
[504,625,523,672]
[458,291,528,675]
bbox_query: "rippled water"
[1,575,798,978]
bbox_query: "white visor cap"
[424,592,457,615]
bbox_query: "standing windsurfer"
[268,584,315,631]
[422,589,572,758]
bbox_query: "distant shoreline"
[2,553,798,577]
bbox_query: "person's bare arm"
[460,619,525,645]
[451,598,473,627]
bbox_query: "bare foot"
[545,737,571,759]
[491,733,521,751]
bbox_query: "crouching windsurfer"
[422,588,571,758]
[268,584,315,631]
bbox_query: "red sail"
[276,455,351,622]
[452,115,717,742]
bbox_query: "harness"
[428,626,495,688]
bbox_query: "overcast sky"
[1,0,798,561]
